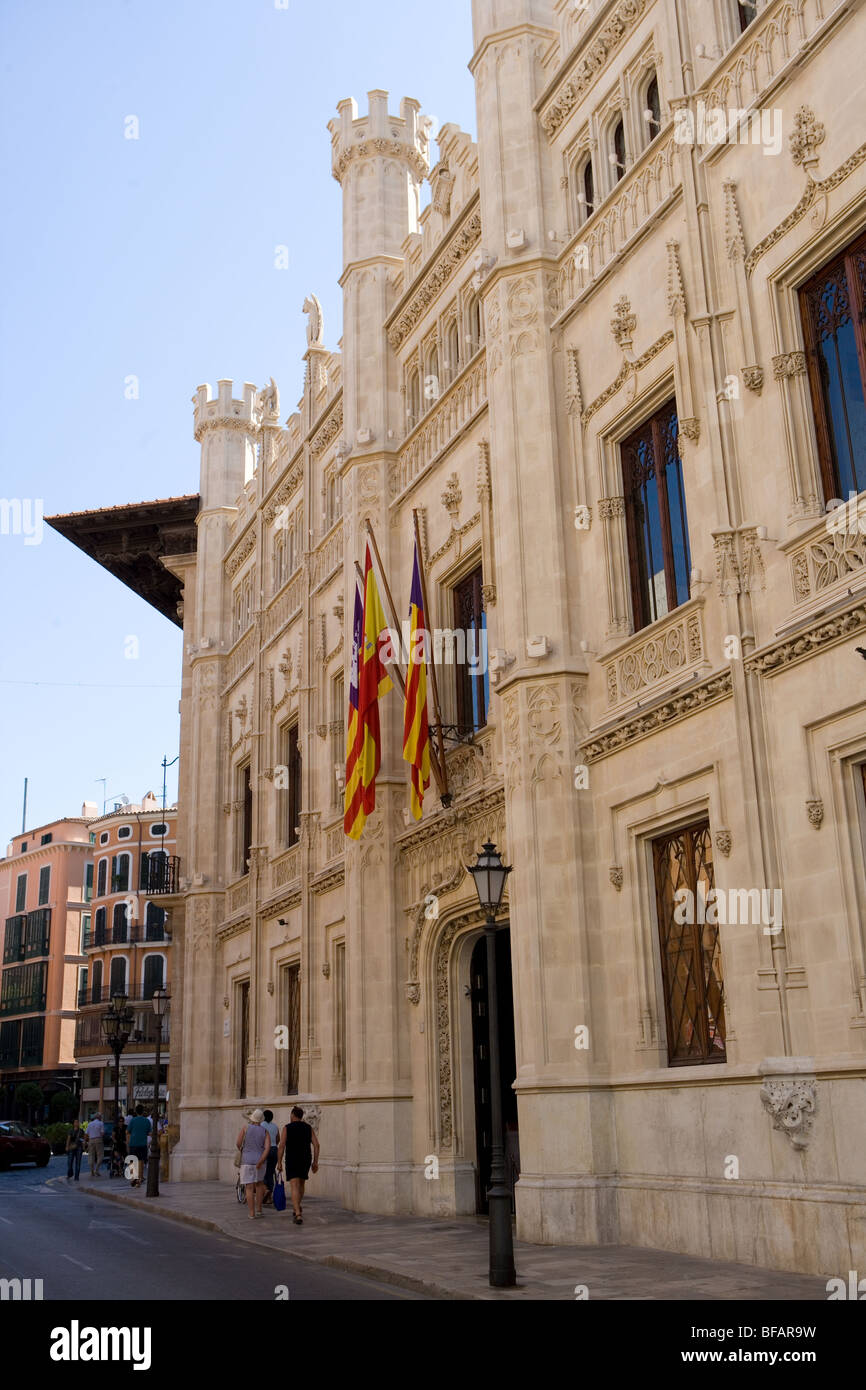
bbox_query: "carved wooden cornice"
[387,201,482,352]
[582,670,733,763]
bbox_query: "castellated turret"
[328,91,430,269]
[193,379,259,511]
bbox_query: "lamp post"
[100,992,132,1177]
[466,842,516,1288]
[146,988,169,1198]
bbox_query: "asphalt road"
[0,1154,425,1301]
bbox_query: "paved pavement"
[0,1156,423,1300]
[56,1164,829,1301]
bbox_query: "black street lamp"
[467,842,516,1289]
[146,988,169,1198]
[100,992,133,1176]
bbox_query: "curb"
[61,1179,478,1300]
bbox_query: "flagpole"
[360,528,447,798]
[412,509,451,807]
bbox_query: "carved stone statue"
[303,294,324,348]
[257,376,280,421]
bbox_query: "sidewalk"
[62,1172,828,1301]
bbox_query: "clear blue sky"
[0,0,476,843]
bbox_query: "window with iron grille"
[94,906,107,946]
[281,726,302,848]
[452,566,489,735]
[799,228,866,504]
[621,400,690,631]
[3,916,25,964]
[90,958,103,1003]
[334,943,347,1091]
[111,853,130,894]
[109,956,128,998]
[145,902,166,941]
[280,962,300,1095]
[24,909,50,958]
[21,1016,44,1068]
[112,902,128,943]
[15,874,27,913]
[236,979,250,1098]
[143,955,165,1000]
[652,821,726,1065]
[0,1019,20,1067]
[97,859,108,897]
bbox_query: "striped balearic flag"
[402,540,430,820]
[343,577,365,839]
[357,542,393,820]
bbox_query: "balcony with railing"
[82,921,167,950]
[75,1008,171,1056]
[77,986,167,1009]
[140,855,180,896]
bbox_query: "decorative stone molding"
[610,296,636,353]
[583,670,733,763]
[387,207,482,350]
[225,531,255,579]
[582,331,673,425]
[714,828,732,858]
[333,138,427,185]
[806,798,824,829]
[666,240,686,317]
[540,0,648,139]
[760,1077,817,1151]
[322,961,331,979]
[601,603,706,711]
[746,598,866,677]
[772,352,806,381]
[745,139,866,277]
[789,519,866,605]
[441,472,462,522]
[598,496,625,519]
[429,511,480,566]
[264,458,303,523]
[722,179,746,261]
[311,401,343,459]
[741,365,763,394]
[789,106,825,168]
[676,417,700,456]
[431,161,455,217]
[565,346,582,419]
[609,865,624,891]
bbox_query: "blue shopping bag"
[273,1175,287,1212]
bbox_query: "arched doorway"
[469,929,519,1214]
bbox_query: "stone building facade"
[61,0,866,1275]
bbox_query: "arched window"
[286,521,296,576]
[445,321,459,381]
[111,852,130,894]
[610,118,626,183]
[407,369,421,427]
[145,903,166,942]
[112,902,128,943]
[94,907,107,946]
[96,859,108,898]
[643,74,661,144]
[109,956,127,999]
[424,345,440,409]
[467,295,482,356]
[142,955,165,1000]
[575,155,595,222]
[91,958,103,1003]
[272,529,286,592]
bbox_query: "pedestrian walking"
[235,1109,270,1220]
[127,1106,151,1185]
[277,1106,319,1225]
[87,1113,105,1176]
[111,1116,128,1177]
[261,1109,280,1206]
[65,1119,84,1180]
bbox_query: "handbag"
[272,1174,286,1211]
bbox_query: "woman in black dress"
[277,1105,319,1224]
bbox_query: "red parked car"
[0,1121,51,1169]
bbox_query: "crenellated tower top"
[193,380,258,442]
[192,380,259,510]
[328,91,430,185]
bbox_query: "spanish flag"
[343,577,365,839]
[358,542,393,819]
[402,541,430,819]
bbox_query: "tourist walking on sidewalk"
[261,1109,280,1206]
[236,1109,270,1220]
[127,1106,151,1184]
[277,1106,319,1225]
[65,1118,84,1180]
[87,1113,105,1176]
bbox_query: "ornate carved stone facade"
[83,1,866,1280]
